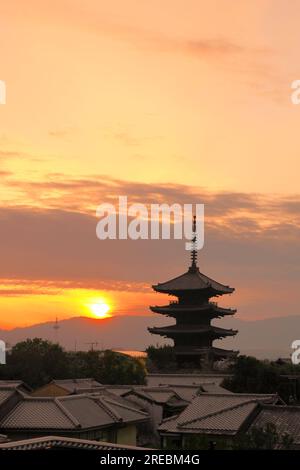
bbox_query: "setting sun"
[89,302,111,319]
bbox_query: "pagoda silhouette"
[148,216,238,368]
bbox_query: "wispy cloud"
[0,171,299,321]
[2,173,300,232]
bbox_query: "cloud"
[0,170,12,177]
[0,149,43,163]
[2,173,300,229]
[49,127,76,139]
[0,150,24,159]
[0,277,149,296]
[0,174,300,318]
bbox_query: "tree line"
[0,338,146,388]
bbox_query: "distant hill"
[214,315,300,359]
[0,314,299,359]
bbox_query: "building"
[0,380,31,394]
[0,435,149,450]
[148,216,238,368]
[0,391,148,446]
[102,381,232,446]
[248,404,300,449]
[146,373,232,389]
[31,378,103,397]
[0,381,31,424]
[158,393,284,449]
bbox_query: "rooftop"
[0,380,31,393]
[153,268,234,295]
[0,435,149,450]
[148,324,237,337]
[146,373,232,387]
[0,393,148,431]
[52,378,102,393]
[159,393,281,436]
[123,383,232,405]
[249,405,300,446]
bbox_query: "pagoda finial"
[189,214,198,272]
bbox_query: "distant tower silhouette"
[53,317,60,343]
[85,341,98,351]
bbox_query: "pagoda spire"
[189,214,198,272]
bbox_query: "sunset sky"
[0,0,300,329]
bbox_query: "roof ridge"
[146,373,231,377]
[161,413,180,424]
[142,387,183,400]
[53,378,95,382]
[126,388,180,404]
[54,398,81,428]
[142,386,170,391]
[178,399,258,428]
[187,392,276,397]
[103,397,148,416]
[0,435,151,450]
[59,393,91,400]
[0,400,24,426]
[95,396,123,422]
[171,383,214,387]
[128,389,153,401]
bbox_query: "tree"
[235,423,294,450]
[96,350,146,384]
[223,355,300,403]
[2,338,68,388]
[223,355,281,395]
[66,350,146,384]
[0,339,146,388]
[146,345,176,371]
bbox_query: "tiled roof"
[163,385,201,402]
[90,389,145,409]
[105,383,231,405]
[0,381,24,388]
[153,268,234,294]
[145,391,176,403]
[249,405,300,445]
[123,386,188,407]
[0,390,15,406]
[52,378,102,393]
[159,394,279,436]
[103,386,133,396]
[149,324,237,337]
[200,383,233,394]
[59,396,116,428]
[0,394,148,431]
[0,435,149,450]
[147,373,231,387]
[0,380,31,392]
[168,383,232,401]
[0,399,77,429]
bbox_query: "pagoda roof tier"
[150,303,236,317]
[148,324,237,338]
[173,346,239,358]
[153,267,234,296]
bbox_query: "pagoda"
[148,216,238,368]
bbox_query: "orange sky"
[0,0,300,328]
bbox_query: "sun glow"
[89,302,111,319]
